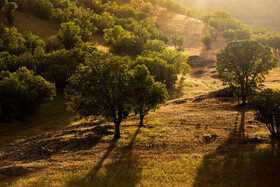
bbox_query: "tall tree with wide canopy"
[66,52,131,138]
[216,40,278,105]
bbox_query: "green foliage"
[133,55,177,88]
[0,67,56,121]
[201,32,212,49]
[65,52,132,138]
[222,29,236,42]
[0,27,26,55]
[57,21,82,50]
[143,39,167,53]
[104,25,140,54]
[236,26,252,40]
[202,10,242,31]
[28,0,53,20]
[141,49,190,74]
[216,40,278,104]
[91,12,115,34]
[250,89,280,137]
[5,2,17,24]
[129,65,168,126]
[208,26,218,41]
[38,48,87,89]
[171,33,185,51]
[23,32,46,54]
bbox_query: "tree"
[236,27,252,40]
[171,33,185,51]
[250,89,280,137]
[5,2,17,24]
[66,53,132,138]
[223,29,236,42]
[143,39,167,52]
[201,32,212,49]
[23,31,45,54]
[216,40,278,105]
[133,55,177,88]
[0,67,56,121]
[57,21,82,50]
[208,26,218,41]
[129,65,168,126]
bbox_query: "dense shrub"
[0,67,56,121]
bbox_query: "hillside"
[177,0,280,31]
[1,1,280,186]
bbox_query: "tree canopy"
[250,89,280,137]
[129,65,168,126]
[57,21,82,50]
[216,40,278,105]
[65,52,132,138]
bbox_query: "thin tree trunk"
[114,121,121,139]
[242,95,246,105]
[139,114,144,127]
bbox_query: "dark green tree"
[5,2,17,24]
[0,67,56,121]
[129,65,168,126]
[216,40,278,105]
[250,89,280,137]
[66,53,132,138]
[23,31,45,54]
[57,21,82,50]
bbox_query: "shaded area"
[0,121,113,162]
[0,94,73,148]
[168,77,186,100]
[193,108,280,186]
[71,127,142,187]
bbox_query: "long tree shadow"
[0,121,114,162]
[193,108,280,187]
[72,126,142,187]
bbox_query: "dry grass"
[1,96,279,186]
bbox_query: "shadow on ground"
[193,108,280,186]
[70,127,142,187]
[0,121,114,162]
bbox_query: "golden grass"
[2,96,279,187]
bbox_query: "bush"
[202,32,212,49]
[0,67,56,121]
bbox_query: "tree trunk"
[139,114,144,127]
[113,121,121,139]
[241,95,246,105]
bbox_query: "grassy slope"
[1,6,280,187]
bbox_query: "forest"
[0,0,280,186]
